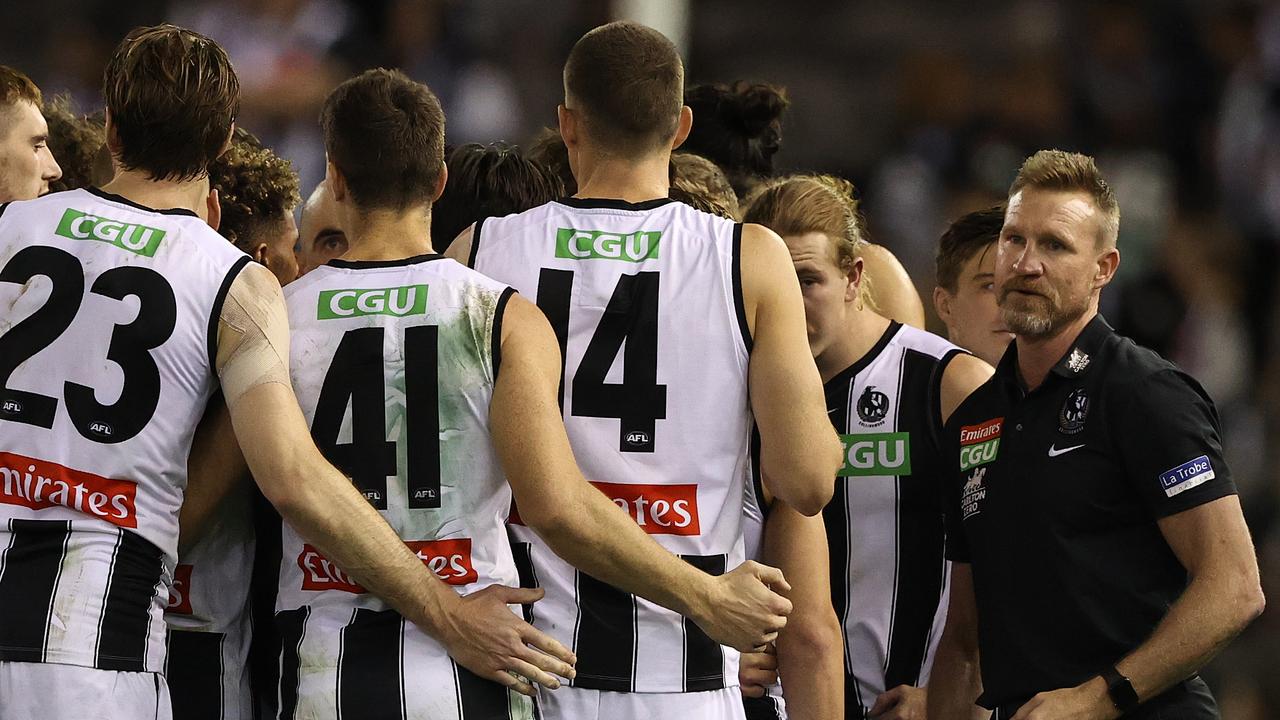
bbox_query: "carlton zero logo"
[55,208,166,257]
[510,481,699,535]
[317,284,429,320]
[298,538,478,593]
[554,228,661,262]
[959,418,1003,471]
[0,452,138,528]
[838,432,911,476]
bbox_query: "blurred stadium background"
[2,1,1277,716]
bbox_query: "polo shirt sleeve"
[1115,368,1237,518]
[942,417,972,562]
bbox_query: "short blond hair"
[1009,149,1119,246]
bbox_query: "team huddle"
[0,18,1265,720]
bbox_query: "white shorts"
[537,685,746,720]
[0,661,171,720]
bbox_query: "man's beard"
[999,283,1087,340]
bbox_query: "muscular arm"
[741,223,842,515]
[763,502,844,720]
[926,564,988,720]
[214,263,574,693]
[492,296,792,651]
[861,243,925,330]
[445,224,474,266]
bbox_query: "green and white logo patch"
[959,438,1000,471]
[55,208,166,257]
[317,284,429,320]
[838,432,912,476]
[554,228,660,262]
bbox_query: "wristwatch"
[1101,666,1140,714]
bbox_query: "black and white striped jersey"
[0,188,249,673]
[472,198,752,693]
[275,254,532,719]
[165,482,255,720]
[824,321,964,716]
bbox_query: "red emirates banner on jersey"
[298,538,478,593]
[0,452,138,528]
[509,481,700,536]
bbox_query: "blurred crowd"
[3,0,1278,716]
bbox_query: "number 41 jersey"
[472,198,753,694]
[0,188,249,673]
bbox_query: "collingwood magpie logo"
[1059,387,1089,435]
[857,386,889,426]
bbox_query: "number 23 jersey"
[472,198,753,693]
[0,188,249,672]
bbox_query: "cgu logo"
[959,417,1003,471]
[317,284,429,320]
[838,432,912,477]
[55,208,166,258]
[298,538,477,593]
[554,228,661,263]
[509,481,699,535]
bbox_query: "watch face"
[1106,671,1140,712]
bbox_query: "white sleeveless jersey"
[0,188,249,673]
[275,254,532,719]
[472,198,753,693]
[823,322,963,716]
[165,481,255,720]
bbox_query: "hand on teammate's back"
[435,584,576,696]
[691,560,793,652]
[870,684,928,720]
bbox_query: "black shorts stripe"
[681,553,727,691]
[275,607,310,720]
[337,608,404,720]
[511,541,537,623]
[166,629,225,720]
[97,529,164,671]
[742,695,783,720]
[571,571,634,691]
[883,349,948,690]
[0,519,71,662]
[454,661,512,720]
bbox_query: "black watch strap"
[1101,666,1140,714]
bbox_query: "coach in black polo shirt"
[927,150,1265,720]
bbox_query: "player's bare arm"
[862,243,926,330]
[214,261,575,695]
[740,222,842,515]
[1011,496,1264,720]
[178,393,245,553]
[761,501,844,719]
[491,294,794,652]
[445,223,474,265]
[941,353,994,426]
[926,564,989,720]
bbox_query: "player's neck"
[100,169,211,221]
[339,205,434,262]
[573,149,669,203]
[1014,304,1099,391]
[817,309,892,383]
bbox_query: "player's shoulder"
[891,323,964,361]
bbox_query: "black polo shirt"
[943,314,1236,711]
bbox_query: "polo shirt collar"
[1049,313,1112,379]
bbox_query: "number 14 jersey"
[472,198,753,693]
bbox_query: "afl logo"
[857,386,889,426]
[625,431,651,446]
[1059,388,1089,435]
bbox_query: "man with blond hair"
[929,150,1264,720]
[0,65,61,201]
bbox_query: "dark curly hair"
[43,95,106,193]
[431,141,564,253]
[682,81,789,199]
[207,128,300,249]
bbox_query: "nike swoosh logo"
[1048,443,1085,457]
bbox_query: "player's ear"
[206,188,221,232]
[670,105,693,151]
[104,110,123,159]
[326,158,348,203]
[431,162,448,203]
[845,257,864,304]
[253,242,270,267]
[1094,246,1120,290]
[558,105,578,148]
[933,285,952,324]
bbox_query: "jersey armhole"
[931,348,967,450]
[0,202,10,221]
[207,256,253,370]
[750,425,769,517]
[490,286,517,384]
[731,223,754,353]
[467,217,487,269]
